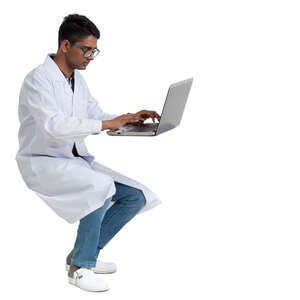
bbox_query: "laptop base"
[106,123,158,136]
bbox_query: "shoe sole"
[65,263,116,274]
[68,276,109,292]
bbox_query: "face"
[62,35,98,70]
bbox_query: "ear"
[61,40,71,54]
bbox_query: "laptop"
[106,77,193,136]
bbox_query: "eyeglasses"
[68,40,100,58]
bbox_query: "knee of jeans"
[135,189,146,208]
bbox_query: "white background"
[1,0,300,299]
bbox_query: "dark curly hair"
[58,14,100,49]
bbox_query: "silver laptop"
[106,77,193,136]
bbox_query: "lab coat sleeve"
[22,70,102,142]
[86,89,119,121]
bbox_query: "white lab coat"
[15,53,162,224]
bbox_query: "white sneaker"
[68,267,109,292]
[66,260,117,274]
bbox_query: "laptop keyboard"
[120,123,159,132]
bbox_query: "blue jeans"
[71,181,146,268]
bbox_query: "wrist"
[101,120,111,131]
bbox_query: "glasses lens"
[84,49,100,58]
[93,49,100,57]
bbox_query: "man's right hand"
[101,114,144,131]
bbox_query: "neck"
[52,53,74,78]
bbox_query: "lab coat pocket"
[47,140,71,157]
[30,156,70,194]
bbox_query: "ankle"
[68,263,81,277]
[66,249,74,265]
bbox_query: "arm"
[22,70,103,142]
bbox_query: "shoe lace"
[74,270,83,281]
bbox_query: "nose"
[88,53,95,60]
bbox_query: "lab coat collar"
[43,53,77,83]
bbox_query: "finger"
[151,113,157,122]
[152,111,160,121]
[149,111,159,122]
[129,117,143,123]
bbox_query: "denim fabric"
[71,181,146,268]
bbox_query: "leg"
[95,181,146,257]
[70,196,112,268]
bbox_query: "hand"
[103,113,145,131]
[127,109,161,125]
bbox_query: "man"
[15,14,162,292]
